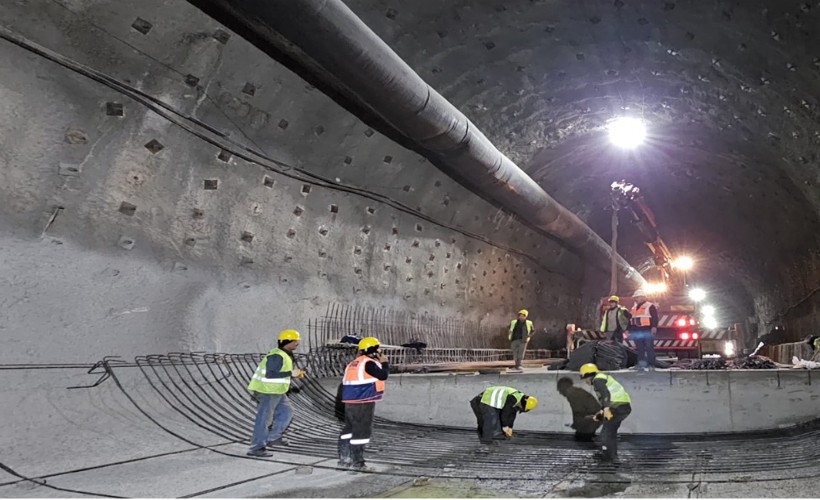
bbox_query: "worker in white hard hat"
[246,329,306,457]
[508,309,534,370]
[600,296,631,344]
[630,289,659,371]
[338,337,389,471]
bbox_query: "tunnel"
[1,0,819,497]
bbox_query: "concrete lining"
[329,369,820,434]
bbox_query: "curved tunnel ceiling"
[338,0,820,328]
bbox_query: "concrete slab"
[340,369,820,434]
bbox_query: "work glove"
[603,407,614,421]
[502,427,513,437]
[592,411,604,422]
[292,368,306,379]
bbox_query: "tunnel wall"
[0,0,592,363]
[318,370,820,434]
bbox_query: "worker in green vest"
[508,309,534,370]
[469,386,538,444]
[246,329,306,457]
[580,363,631,463]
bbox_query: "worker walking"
[246,329,306,457]
[469,386,537,444]
[630,290,659,370]
[508,309,534,370]
[600,296,631,344]
[338,337,389,470]
[580,363,631,463]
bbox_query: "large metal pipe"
[186,0,644,288]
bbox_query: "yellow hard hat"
[580,363,599,377]
[358,337,381,351]
[518,309,529,317]
[278,329,301,341]
[608,295,620,303]
[524,395,538,412]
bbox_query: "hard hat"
[608,295,620,303]
[278,329,301,341]
[358,337,381,351]
[523,395,538,412]
[518,309,529,317]
[579,363,599,377]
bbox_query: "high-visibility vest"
[600,307,628,332]
[508,320,533,340]
[594,373,631,405]
[480,386,523,409]
[814,338,820,351]
[341,355,386,403]
[247,349,292,394]
[631,302,656,328]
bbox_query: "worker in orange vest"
[338,337,389,471]
[630,290,659,371]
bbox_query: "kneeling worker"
[580,363,631,463]
[469,386,537,444]
[338,337,389,470]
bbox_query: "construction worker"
[338,337,389,470]
[580,363,631,463]
[806,335,820,362]
[557,377,601,442]
[630,290,659,370]
[246,329,306,457]
[469,386,537,444]
[600,296,631,344]
[508,309,534,370]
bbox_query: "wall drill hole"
[118,202,137,216]
[384,244,391,251]
[329,204,339,213]
[354,246,362,255]
[184,74,199,87]
[106,102,124,116]
[301,184,312,195]
[131,17,152,34]
[293,206,304,216]
[193,208,204,218]
[213,29,230,44]
[263,176,274,188]
[318,226,328,236]
[416,224,423,232]
[144,139,164,154]
[241,231,254,243]
[204,179,218,190]
[184,238,196,247]
[392,227,398,235]
[241,82,256,96]
[383,155,393,164]
[217,149,232,162]
[286,229,296,239]
[361,226,371,235]
[367,207,375,215]
[412,240,420,247]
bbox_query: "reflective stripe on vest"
[631,302,655,328]
[247,349,292,394]
[594,373,631,405]
[341,355,385,403]
[508,320,533,340]
[480,386,523,410]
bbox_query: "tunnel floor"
[1,353,818,498]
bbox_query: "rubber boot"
[337,438,352,468]
[349,444,372,472]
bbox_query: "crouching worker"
[556,377,601,442]
[246,329,305,457]
[580,363,632,463]
[469,386,537,444]
[338,337,389,470]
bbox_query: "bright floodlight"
[644,282,668,294]
[702,305,716,316]
[703,316,718,329]
[673,256,694,271]
[608,117,647,149]
[688,288,706,302]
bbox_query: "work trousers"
[470,396,502,443]
[601,403,631,461]
[607,330,624,344]
[631,330,656,368]
[338,402,376,467]
[249,393,292,452]
[510,339,527,368]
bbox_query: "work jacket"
[508,319,534,341]
[631,301,659,328]
[600,306,630,333]
[592,373,631,407]
[247,349,292,394]
[341,355,386,404]
[479,386,524,428]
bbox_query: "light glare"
[608,117,647,149]
[702,305,716,316]
[703,317,718,329]
[673,256,694,271]
[689,288,706,302]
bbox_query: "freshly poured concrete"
[322,368,820,434]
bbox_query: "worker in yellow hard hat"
[338,337,389,470]
[580,363,632,464]
[469,386,537,444]
[508,309,534,371]
[246,329,306,457]
[600,295,631,344]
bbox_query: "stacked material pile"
[674,355,779,370]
